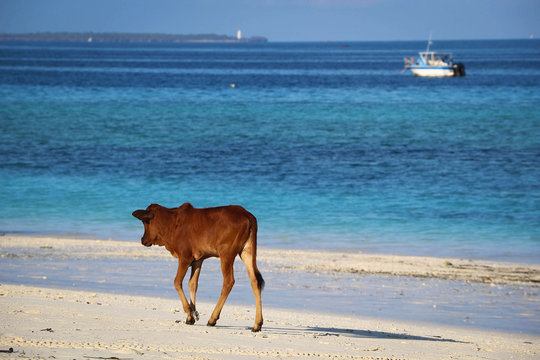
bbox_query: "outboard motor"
[453,63,466,77]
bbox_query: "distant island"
[0,32,268,43]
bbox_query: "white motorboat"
[403,38,465,77]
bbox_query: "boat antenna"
[426,32,433,52]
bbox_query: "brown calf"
[132,203,264,331]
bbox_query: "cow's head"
[132,204,163,247]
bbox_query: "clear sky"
[1,0,539,41]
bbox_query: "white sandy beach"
[0,284,538,360]
[1,235,539,359]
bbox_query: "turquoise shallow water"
[0,40,539,262]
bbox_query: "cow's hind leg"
[187,259,203,323]
[207,257,235,327]
[240,248,264,332]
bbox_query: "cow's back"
[177,204,254,259]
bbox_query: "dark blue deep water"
[1,40,539,261]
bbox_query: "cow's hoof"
[185,317,196,325]
[252,321,263,332]
[207,320,217,327]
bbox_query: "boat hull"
[410,67,455,77]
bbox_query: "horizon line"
[0,31,536,43]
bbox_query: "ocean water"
[0,40,539,262]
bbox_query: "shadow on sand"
[300,326,466,343]
[217,325,466,343]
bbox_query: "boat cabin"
[418,51,453,67]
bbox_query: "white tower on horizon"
[237,30,242,40]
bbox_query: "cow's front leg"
[188,259,203,323]
[174,259,195,324]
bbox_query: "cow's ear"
[132,209,154,223]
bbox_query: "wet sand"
[2,235,538,286]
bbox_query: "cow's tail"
[247,213,265,291]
